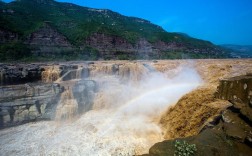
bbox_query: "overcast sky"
[3,0,252,45]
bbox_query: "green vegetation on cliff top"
[0,0,229,61]
[0,0,214,46]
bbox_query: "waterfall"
[0,70,4,86]
[0,61,205,156]
[55,88,78,120]
[41,66,61,83]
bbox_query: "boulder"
[215,75,252,145]
[143,129,252,156]
[215,74,252,113]
[224,123,247,141]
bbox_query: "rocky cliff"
[85,33,159,59]
[25,23,74,55]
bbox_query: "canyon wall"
[0,24,226,60]
[25,24,75,56]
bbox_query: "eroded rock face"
[85,33,158,59]
[85,33,134,53]
[0,83,62,128]
[216,74,252,122]
[25,23,74,55]
[0,64,44,86]
[26,24,71,47]
[0,63,89,85]
[216,75,252,102]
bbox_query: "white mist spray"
[0,63,202,156]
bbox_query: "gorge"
[0,59,251,155]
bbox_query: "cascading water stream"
[0,62,202,156]
[55,88,78,120]
[42,66,61,83]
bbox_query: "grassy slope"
[0,0,227,61]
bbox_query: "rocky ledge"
[0,64,44,85]
[0,82,63,128]
[0,80,97,128]
[0,63,97,128]
[0,63,88,86]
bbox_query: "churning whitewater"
[0,63,202,156]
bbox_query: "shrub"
[174,140,197,156]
